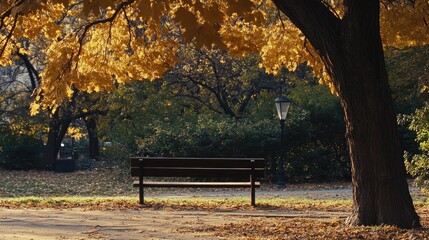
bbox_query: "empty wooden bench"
[130,157,265,206]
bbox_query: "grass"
[1,195,426,215]
[0,195,352,211]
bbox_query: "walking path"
[0,207,349,240]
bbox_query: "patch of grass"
[0,195,394,213]
[0,195,340,208]
[142,196,353,212]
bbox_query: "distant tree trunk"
[273,0,420,228]
[84,117,100,160]
[44,110,71,170]
[45,119,60,169]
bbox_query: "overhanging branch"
[272,0,341,57]
[75,0,134,63]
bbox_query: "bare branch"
[174,93,224,115]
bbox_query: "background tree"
[0,51,107,169]
[165,47,280,118]
[43,91,108,169]
[0,64,45,169]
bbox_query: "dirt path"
[1,208,228,240]
[0,208,348,240]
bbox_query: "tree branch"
[75,0,134,63]
[16,51,40,90]
[272,0,341,57]
[174,93,224,115]
[0,0,25,30]
[0,14,18,58]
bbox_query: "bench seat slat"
[133,181,261,188]
[130,157,265,168]
[130,167,265,177]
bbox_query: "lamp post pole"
[275,96,290,189]
[278,119,286,188]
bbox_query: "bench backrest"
[130,157,265,178]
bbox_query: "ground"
[0,168,428,239]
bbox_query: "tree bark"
[273,0,420,228]
[84,117,100,160]
[44,117,60,170]
[44,110,71,170]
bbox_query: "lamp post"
[275,96,291,188]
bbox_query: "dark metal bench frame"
[130,157,265,206]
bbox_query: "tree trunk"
[339,1,420,228]
[44,117,60,170]
[85,117,100,160]
[44,110,71,170]
[273,0,420,228]
[339,32,421,228]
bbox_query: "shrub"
[137,110,350,182]
[0,127,44,170]
[405,104,429,192]
[137,115,276,158]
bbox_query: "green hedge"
[136,112,350,182]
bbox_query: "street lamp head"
[275,96,291,120]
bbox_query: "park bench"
[130,157,265,206]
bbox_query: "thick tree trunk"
[339,35,420,228]
[84,117,100,160]
[273,0,420,228]
[339,2,420,228]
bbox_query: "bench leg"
[251,185,255,206]
[139,184,144,205]
[250,160,256,206]
[139,160,144,205]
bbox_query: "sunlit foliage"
[1,0,427,111]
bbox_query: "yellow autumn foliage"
[0,0,428,111]
[381,0,429,47]
[67,126,85,140]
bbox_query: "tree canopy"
[1,1,427,112]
